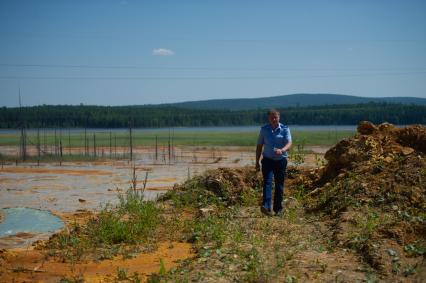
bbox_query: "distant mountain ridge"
[2,101,425,128]
[168,93,426,110]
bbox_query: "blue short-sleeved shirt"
[257,123,292,160]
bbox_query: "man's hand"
[255,144,263,172]
[274,142,292,156]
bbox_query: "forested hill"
[1,103,425,128]
[169,93,426,110]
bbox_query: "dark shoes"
[261,206,284,217]
[260,206,274,217]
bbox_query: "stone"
[357,121,378,135]
[198,207,215,217]
[401,147,414,156]
[386,249,397,257]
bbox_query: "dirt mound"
[169,167,262,207]
[397,124,426,153]
[322,122,425,182]
[309,120,426,211]
[198,167,262,204]
[298,122,426,278]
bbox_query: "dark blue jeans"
[261,157,287,213]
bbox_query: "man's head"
[267,109,280,128]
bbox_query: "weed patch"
[46,188,161,261]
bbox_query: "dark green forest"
[0,103,425,128]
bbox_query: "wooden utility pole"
[20,127,26,161]
[59,128,63,157]
[60,140,63,158]
[114,133,117,158]
[109,131,112,158]
[93,133,96,157]
[68,129,71,155]
[59,140,63,166]
[172,127,175,162]
[84,128,88,156]
[43,128,47,153]
[155,135,158,161]
[37,128,40,166]
[18,86,27,161]
[54,128,57,156]
[129,126,133,161]
[168,128,171,164]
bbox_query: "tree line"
[0,103,425,128]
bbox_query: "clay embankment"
[293,122,426,279]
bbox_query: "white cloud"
[152,48,175,56]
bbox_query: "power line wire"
[0,71,425,80]
[0,63,425,72]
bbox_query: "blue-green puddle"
[0,207,64,237]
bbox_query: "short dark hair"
[267,109,280,116]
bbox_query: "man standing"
[256,109,292,216]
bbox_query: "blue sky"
[1,0,425,106]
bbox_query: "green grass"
[47,188,161,262]
[0,129,355,147]
[153,172,298,282]
[87,189,160,245]
[189,215,228,249]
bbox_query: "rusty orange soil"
[53,210,96,227]
[0,167,112,176]
[0,242,194,282]
[0,177,17,184]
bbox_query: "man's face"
[268,113,280,128]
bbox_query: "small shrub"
[88,191,160,245]
[48,188,161,261]
[165,179,222,209]
[243,247,267,282]
[404,244,425,257]
[348,207,380,252]
[189,215,227,248]
[290,142,306,167]
[240,187,259,206]
[116,267,128,281]
[293,185,306,202]
[159,258,166,276]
